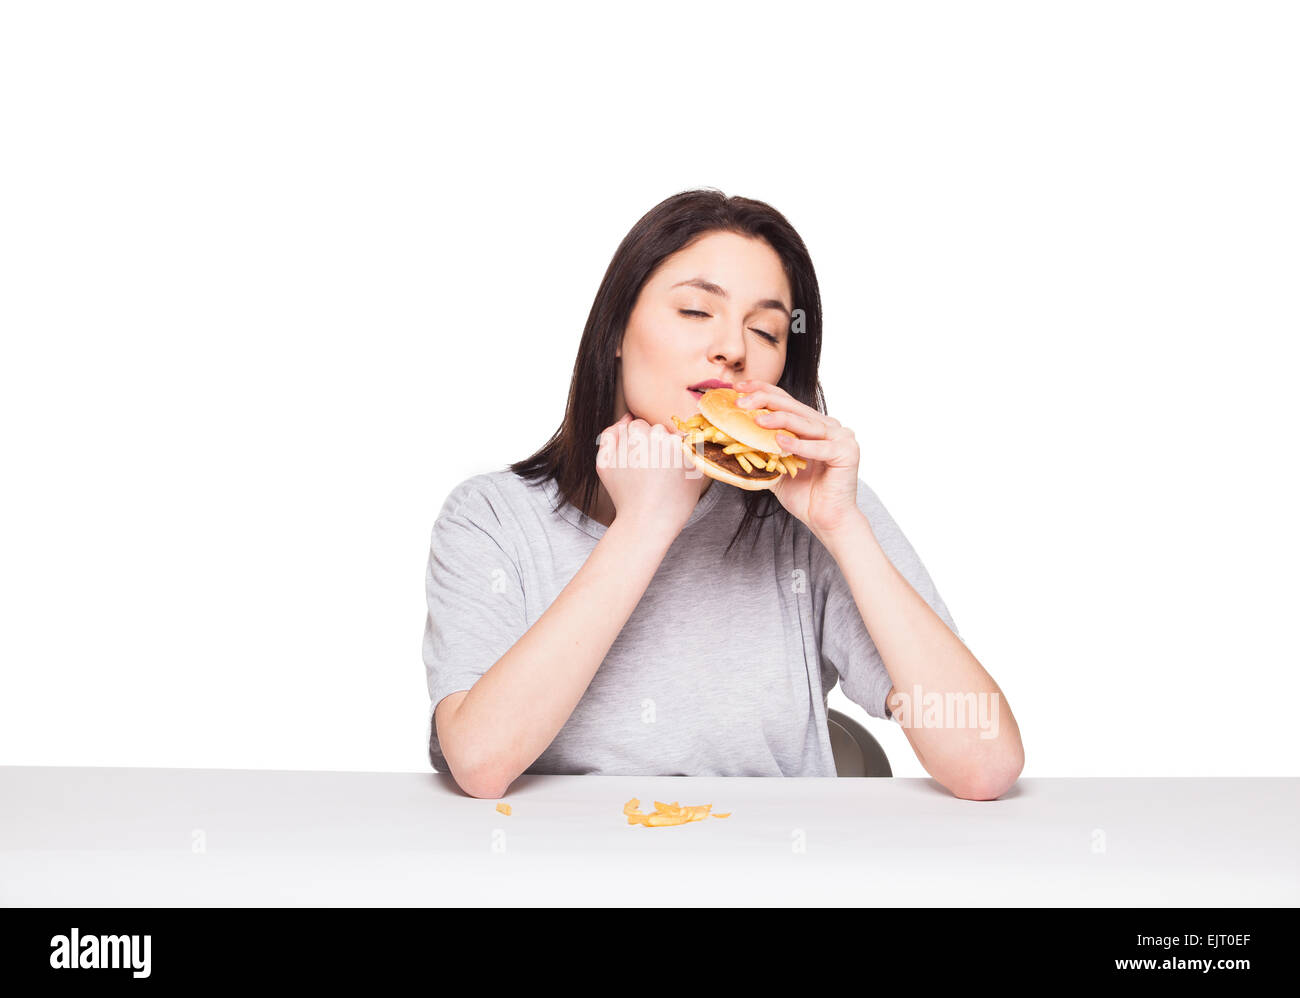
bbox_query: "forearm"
[447,515,676,795]
[819,514,1024,799]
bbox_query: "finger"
[734,379,785,407]
[735,380,816,414]
[775,431,842,462]
[735,379,804,409]
[739,387,833,430]
[752,407,826,440]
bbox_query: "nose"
[708,325,747,374]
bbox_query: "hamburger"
[672,387,807,490]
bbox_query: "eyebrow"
[670,277,791,320]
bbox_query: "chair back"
[827,707,893,777]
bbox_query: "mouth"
[688,379,734,398]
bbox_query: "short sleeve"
[422,478,527,772]
[815,478,961,721]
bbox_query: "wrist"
[814,509,874,556]
[607,513,683,548]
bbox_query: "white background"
[1,1,1295,778]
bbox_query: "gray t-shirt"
[422,469,960,778]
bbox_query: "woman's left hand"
[735,380,863,540]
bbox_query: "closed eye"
[679,310,780,344]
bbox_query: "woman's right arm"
[437,413,701,798]
[436,511,679,798]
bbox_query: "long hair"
[508,187,826,556]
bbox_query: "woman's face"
[615,230,792,429]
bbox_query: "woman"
[422,188,1024,799]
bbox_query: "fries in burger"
[672,387,807,490]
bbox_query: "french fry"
[676,402,801,482]
[625,798,724,827]
[646,813,689,826]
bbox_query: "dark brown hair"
[508,187,827,555]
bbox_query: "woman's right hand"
[596,412,701,536]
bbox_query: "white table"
[2,768,1295,906]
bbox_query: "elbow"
[435,695,517,799]
[950,747,1025,802]
[457,773,510,799]
[951,772,1017,801]
[442,749,515,799]
[452,761,514,799]
[446,744,520,799]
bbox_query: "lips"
[689,379,734,392]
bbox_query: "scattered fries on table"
[487,797,732,825]
[623,798,731,826]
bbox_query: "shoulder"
[439,469,532,513]
[809,477,893,539]
[850,477,910,547]
[435,470,513,524]
[435,469,553,541]
[850,476,885,515]
[437,472,492,518]
[809,477,912,572]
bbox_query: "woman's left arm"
[735,379,1025,801]
[821,514,1024,800]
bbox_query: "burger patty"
[698,440,780,479]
